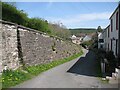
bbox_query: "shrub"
[26,18,51,34]
[105,51,116,72]
[2,2,28,26]
[2,2,71,40]
[81,40,94,49]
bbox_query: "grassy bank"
[1,50,83,88]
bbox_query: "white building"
[109,3,119,58]
[104,25,110,51]
[71,35,81,44]
[100,3,119,58]
[83,35,92,42]
[98,32,104,49]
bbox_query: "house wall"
[110,7,119,57]
[118,4,120,59]
[105,25,110,51]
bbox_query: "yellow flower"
[10,74,12,76]
[8,79,12,81]
[15,78,18,80]
[2,78,4,80]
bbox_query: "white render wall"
[98,32,105,49]
[104,25,110,51]
[110,7,119,57]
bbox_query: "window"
[99,39,104,43]
[116,12,118,30]
[116,39,118,56]
[108,26,109,37]
[100,45,103,49]
[111,39,112,51]
[111,19,113,32]
[108,43,109,51]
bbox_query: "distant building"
[83,35,92,42]
[98,32,104,49]
[71,35,77,39]
[71,35,82,44]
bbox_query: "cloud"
[46,12,112,25]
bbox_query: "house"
[97,2,120,81]
[82,35,92,42]
[71,35,81,44]
[104,25,110,51]
[101,3,119,58]
[109,3,119,58]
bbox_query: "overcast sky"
[14,1,119,29]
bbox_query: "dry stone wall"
[1,20,81,72]
[1,22,19,72]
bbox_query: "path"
[13,49,118,88]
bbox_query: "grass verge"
[2,50,83,88]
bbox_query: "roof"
[104,24,110,30]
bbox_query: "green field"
[69,28,96,36]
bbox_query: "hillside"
[2,2,71,40]
[69,28,96,36]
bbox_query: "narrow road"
[13,49,117,88]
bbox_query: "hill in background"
[69,28,97,37]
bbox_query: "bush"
[2,2,28,26]
[105,51,116,73]
[96,50,116,74]
[81,40,94,49]
[26,18,51,34]
[1,2,71,40]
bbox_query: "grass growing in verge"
[2,50,83,88]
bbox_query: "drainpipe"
[118,2,120,65]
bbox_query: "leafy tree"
[97,26,103,32]
[48,23,71,40]
[2,2,28,25]
[26,17,51,33]
[2,2,70,39]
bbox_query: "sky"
[15,2,119,29]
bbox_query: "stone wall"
[1,20,81,72]
[1,22,19,71]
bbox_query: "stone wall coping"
[0,19,43,34]
[0,20,64,41]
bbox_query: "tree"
[26,17,51,33]
[48,23,71,40]
[2,2,70,40]
[2,2,28,25]
[97,26,103,32]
